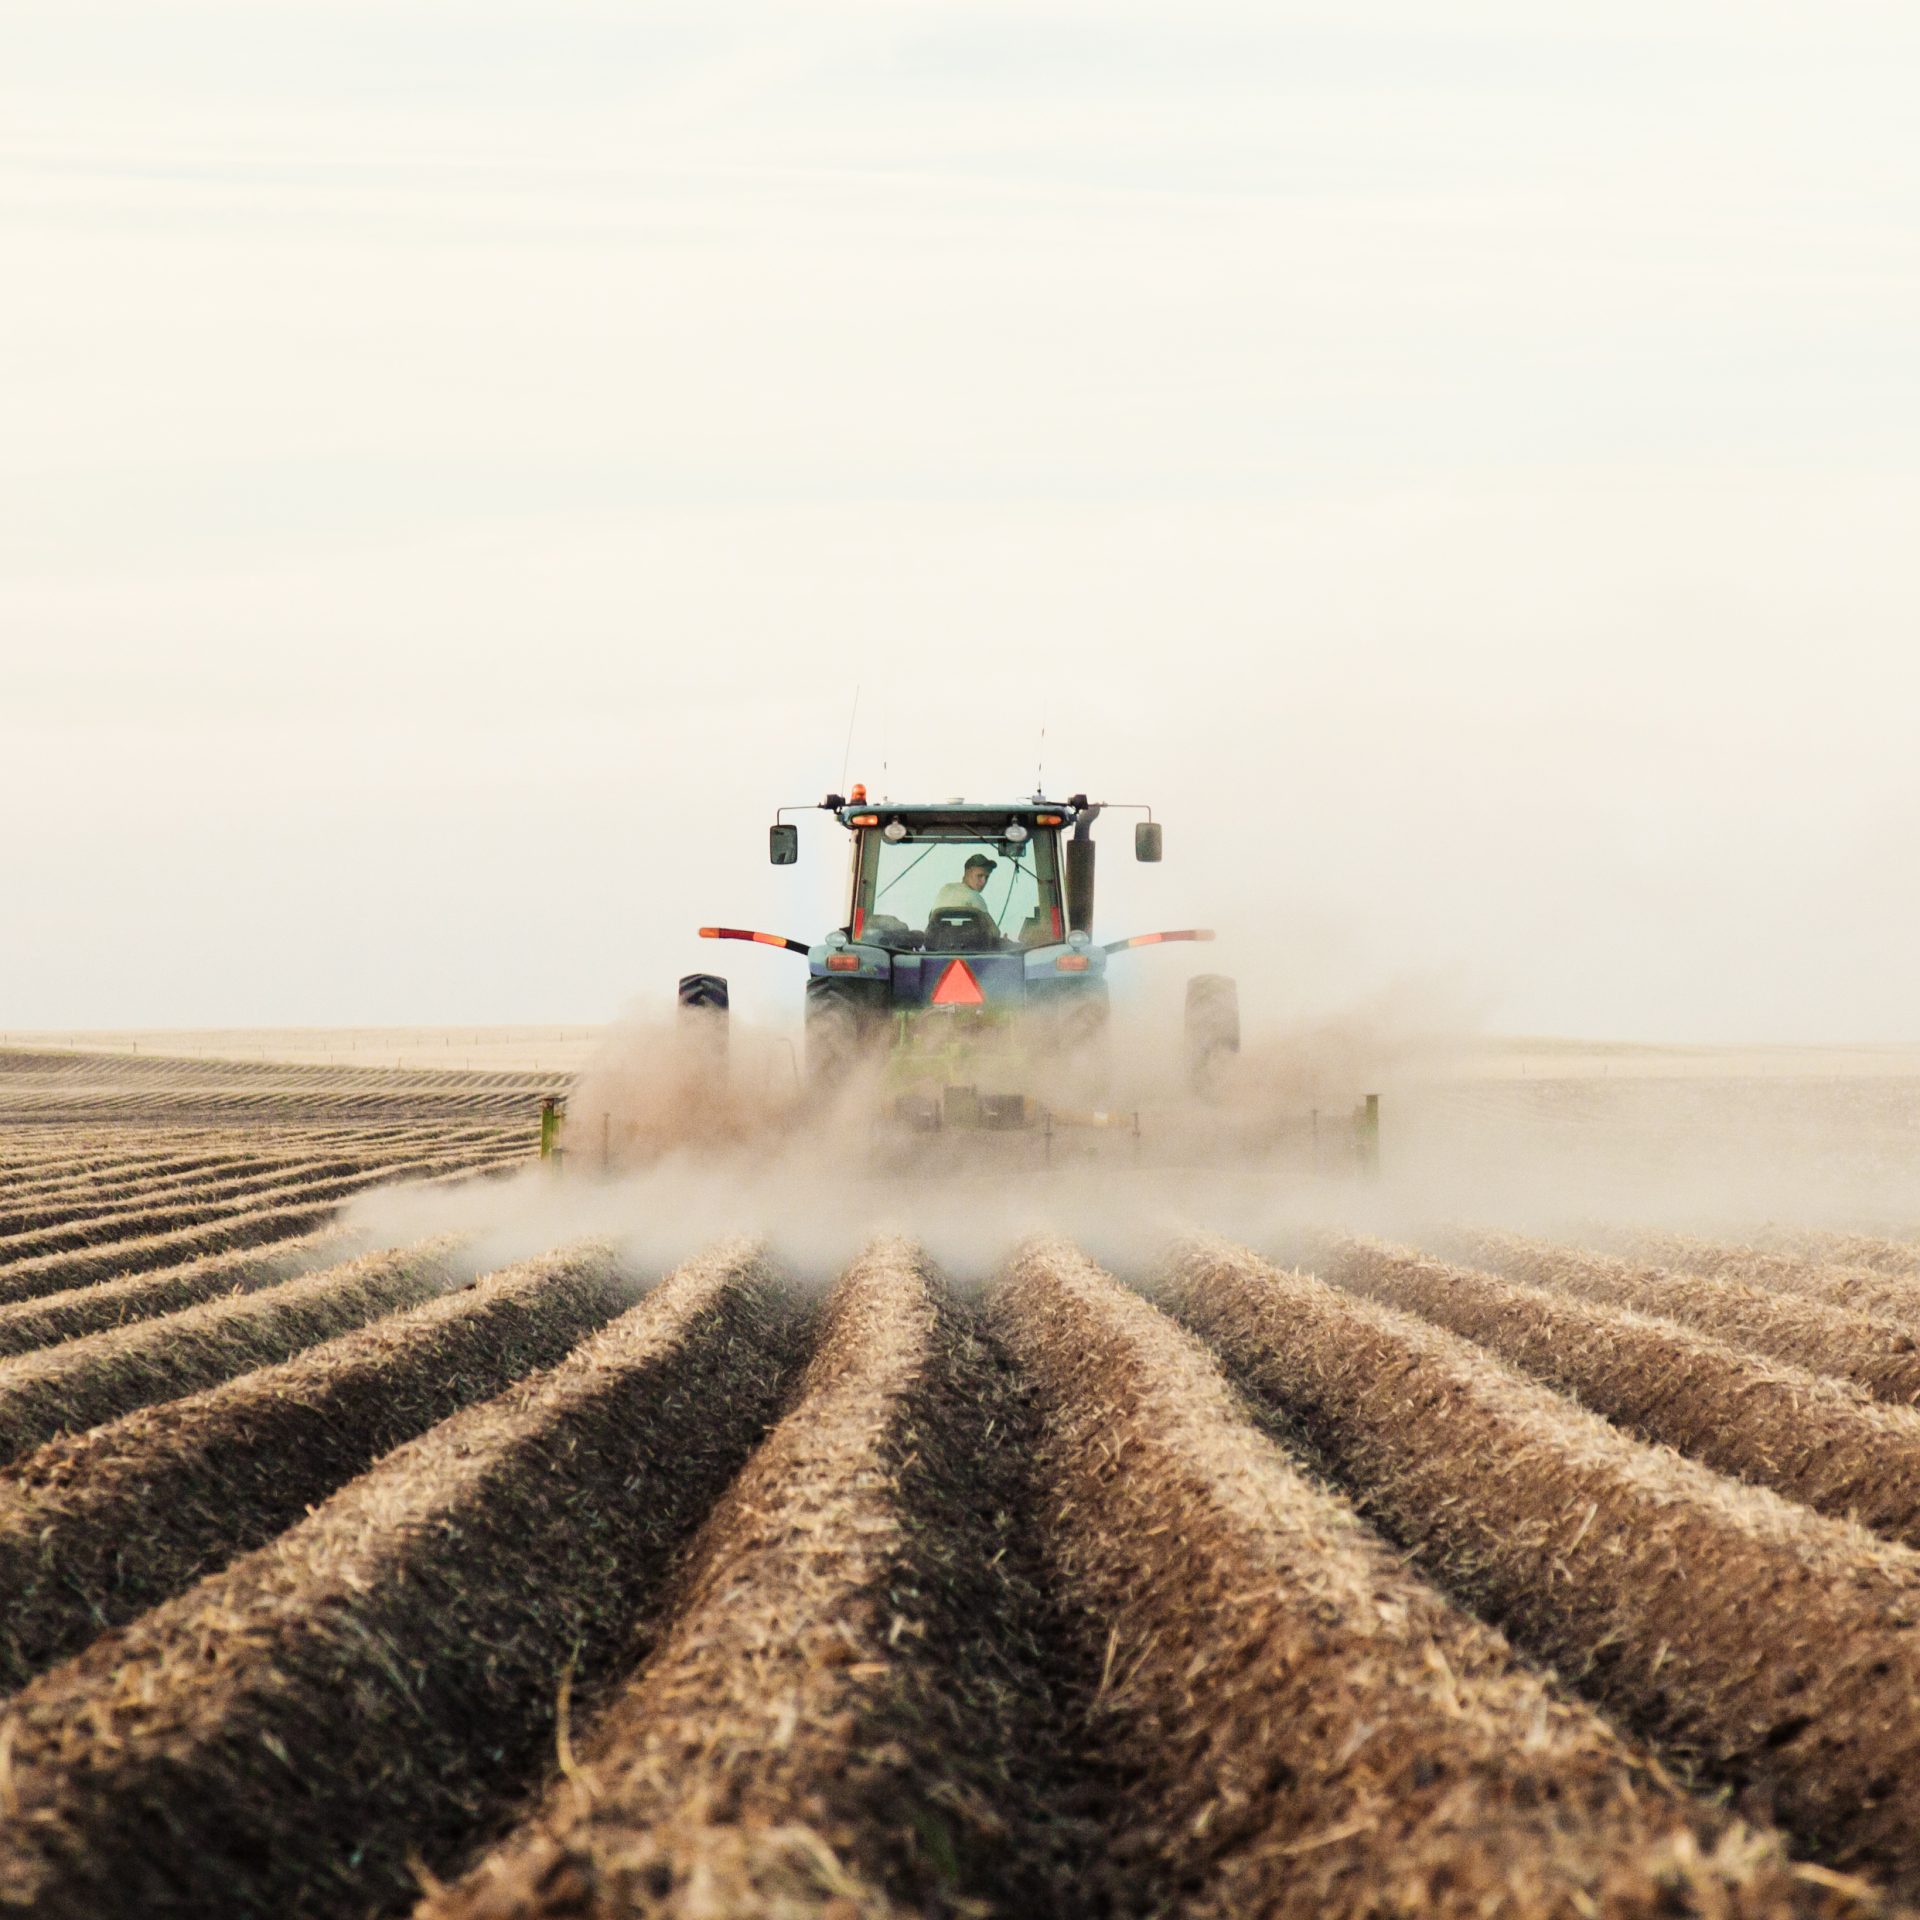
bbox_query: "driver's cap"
[964,853,996,873]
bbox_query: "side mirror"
[769,824,798,865]
[1135,820,1163,863]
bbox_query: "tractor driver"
[931,853,998,924]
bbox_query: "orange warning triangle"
[931,959,985,1007]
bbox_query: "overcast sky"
[3,1,1918,1041]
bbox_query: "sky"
[3,1,1918,1042]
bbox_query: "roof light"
[848,783,867,803]
[1035,813,1063,826]
[882,819,908,842]
[850,814,879,826]
[931,959,985,1007]
[1004,821,1030,844]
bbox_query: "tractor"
[685,788,1240,1148]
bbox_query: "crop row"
[3,1228,1920,1920]
[0,1241,637,1693]
[0,1124,515,1227]
[1329,1237,1920,1548]
[0,1144,526,1304]
[1172,1238,1920,1897]
[0,1148,515,1265]
[0,1244,802,1918]
[1444,1229,1920,1403]
[1,1237,1903,1918]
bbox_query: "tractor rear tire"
[1185,974,1240,1095]
[805,978,884,1088]
[677,973,730,1012]
[676,973,730,1076]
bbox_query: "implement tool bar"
[1103,929,1216,955]
[699,927,811,956]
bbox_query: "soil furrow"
[994,1241,1874,1919]
[0,1228,353,1358]
[1172,1237,1920,1900]
[0,1242,805,1920]
[1330,1237,1920,1549]
[1446,1229,1920,1404]
[1760,1232,1920,1280]
[0,1240,464,1463]
[424,1243,1090,1920]
[1606,1232,1920,1328]
[0,1148,494,1237]
[0,1241,634,1692]
[0,1148,514,1303]
[0,1151,505,1265]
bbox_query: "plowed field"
[4,1045,1920,1916]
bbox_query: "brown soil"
[0,1228,349,1358]
[0,1241,636,1692]
[0,1138,505,1237]
[1614,1232,1920,1328]
[1759,1232,1920,1279]
[424,1244,1095,1920]
[0,1147,520,1268]
[0,1146,519,1303]
[0,1240,463,1463]
[1448,1230,1920,1405]
[0,1244,806,1920]
[1009,1241,1885,1919]
[1332,1237,1920,1548]
[1171,1237,1920,1899]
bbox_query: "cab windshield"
[855,829,1063,950]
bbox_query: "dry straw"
[0,1240,633,1693]
[1000,1242,1875,1919]
[1448,1229,1920,1405]
[0,1147,512,1269]
[430,1241,1074,1920]
[0,1242,803,1920]
[0,1239,463,1463]
[0,1149,321,1230]
[1759,1231,1920,1281]
[0,1228,347,1359]
[1613,1231,1920,1330]
[0,1150,440,1240]
[1330,1237,1920,1549]
[1171,1237,1920,1901]
[0,1144,515,1304]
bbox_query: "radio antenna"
[1036,710,1047,797]
[839,684,861,792]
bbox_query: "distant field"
[0,1026,603,1074]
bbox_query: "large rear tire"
[805,977,884,1088]
[676,973,730,1075]
[676,972,730,1013]
[1185,974,1239,1095]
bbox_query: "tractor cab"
[843,800,1070,956]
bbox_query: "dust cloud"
[343,985,1920,1288]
